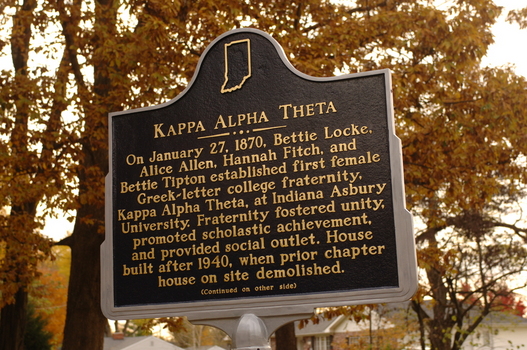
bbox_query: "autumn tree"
[0,0,76,348]
[412,225,527,350]
[1,1,527,350]
[24,302,53,350]
[329,304,421,350]
[165,317,228,349]
[28,246,70,349]
[136,317,228,348]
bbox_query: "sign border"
[101,28,417,322]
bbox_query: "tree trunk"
[411,301,428,350]
[0,289,28,350]
[60,0,115,347]
[275,322,297,350]
[61,203,107,350]
[0,0,36,346]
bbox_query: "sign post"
[102,28,417,347]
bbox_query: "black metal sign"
[101,28,417,321]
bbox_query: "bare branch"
[490,220,527,243]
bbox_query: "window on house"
[314,336,333,350]
[346,335,385,350]
[327,335,333,350]
[347,336,360,346]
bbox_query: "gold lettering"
[214,111,269,129]
[153,121,205,138]
[279,101,337,119]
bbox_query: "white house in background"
[293,315,345,350]
[103,334,184,350]
[293,313,402,350]
[290,304,527,350]
[464,311,527,350]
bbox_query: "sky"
[481,0,527,77]
[40,1,527,242]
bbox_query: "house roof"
[103,335,184,350]
[295,315,346,336]
[405,300,527,326]
[480,311,527,326]
[293,302,527,337]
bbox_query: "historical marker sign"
[101,28,417,322]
